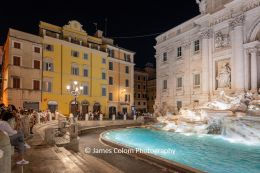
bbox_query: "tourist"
[29,111,37,134]
[89,111,93,120]
[0,112,30,165]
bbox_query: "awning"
[48,101,58,105]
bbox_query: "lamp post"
[66,81,83,122]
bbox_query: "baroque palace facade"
[2,21,135,116]
[155,0,260,113]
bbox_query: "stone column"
[249,48,258,92]
[200,29,212,100]
[230,14,245,92]
[183,42,191,104]
[244,50,250,91]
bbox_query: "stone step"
[58,147,91,172]
[53,147,84,173]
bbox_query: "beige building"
[145,63,156,113]
[105,43,135,117]
[2,29,42,110]
[134,63,156,113]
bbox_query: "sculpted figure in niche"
[217,63,231,88]
[196,0,207,14]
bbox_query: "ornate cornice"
[229,14,245,30]
[248,47,258,54]
[200,29,213,39]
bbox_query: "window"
[44,62,54,71]
[125,79,129,87]
[177,77,183,88]
[143,85,146,89]
[109,77,113,85]
[83,53,88,60]
[102,72,106,80]
[109,62,113,70]
[125,66,129,74]
[13,77,20,88]
[83,85,88,95]
[83,69,88,77]
[33,80,40,90]
[177,47,182,57]
[124,94,130,102]
[13,42,21,49]
[138,85,140,89]
[138,93,141,98]
[143,77,146,81]
[34,47,41,53]
[71,66,79,75]
[71,50,79,57]
[143,102,146,105]
[194,74,200,87]
[102,87,106,96]
[163,52,167,61]
[13,56,21,66]
[33,60,40,69]
[163,80,167,89]
[109,93,113,101]
[45,44,54,51]
[138,102,141,105]
[138,76,140,80]
[108,49,114,57]
[102,58,106,64]
[194,40,200,52]
[43,81,52,92]
[124,53,127,61]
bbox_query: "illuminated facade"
[2,21,135,116]
[155,0,260,113]
[2,29,42,109]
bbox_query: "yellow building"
[39,21,135,116]
[2,20,135,117]
[39,21,109,115]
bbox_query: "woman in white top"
[0,111,30,165]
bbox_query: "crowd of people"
[0,104,59,165]
[0,104,33,165]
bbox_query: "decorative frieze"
[212,13,232,26]
[229,14,245,30]
[215,31,230,48]
[243,0,260,12]
[248,47,258,54]
[200,29,213,39]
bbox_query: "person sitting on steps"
[0,111,31,165]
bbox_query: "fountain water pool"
[103,128,260,173]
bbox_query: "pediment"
[63,20,87,34]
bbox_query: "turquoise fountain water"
[103,128,260,173]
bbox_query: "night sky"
[0,0,199,67]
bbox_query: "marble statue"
[196,0,207,14]
[217,63,231,88]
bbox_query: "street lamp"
[66,81,83,121]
